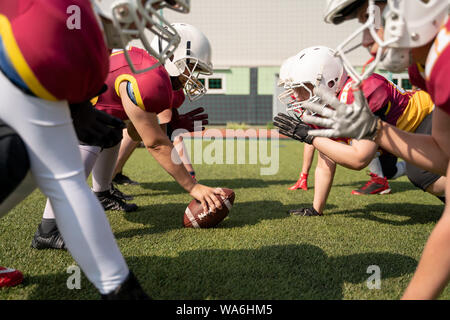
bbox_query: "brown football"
[183,188,235,228]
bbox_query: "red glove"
[170,107,209,132]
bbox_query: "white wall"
[158,0,369,68]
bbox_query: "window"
[401,78,412,90]
[208,78,223,89]
[197,73,226,94]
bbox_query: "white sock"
[92,143,121,193]
[392,161,407,179]
[368,157,384,178]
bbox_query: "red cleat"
[289,173,308,191]
[351,173,391,195]
[0,267,23,288]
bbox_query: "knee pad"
[0,120,30,203]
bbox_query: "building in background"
[135,0,413,125]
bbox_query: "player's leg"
[31,145,102,250]
[0,122,29,286]
[93,143,138,212]
[0,72,136,296]
[289,144,315,190]
[112,129,140,185]
[405,111,445,202]
[288,151,335,216]
[351,155,392,195]
[0,120,35,216]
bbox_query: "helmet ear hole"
[327,80,335,88]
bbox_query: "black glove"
[273,113,314,144]
[166,107,209,139]
[288,207,322,216]
[69,100,125,148]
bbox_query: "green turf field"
[0,139,448,300]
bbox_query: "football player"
[274,46,445,217]
[278,56,315,191]
[32,24,225,250]
[0,0,187,298]
[113,22,212,185]
[296,0,450,299]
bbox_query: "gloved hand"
[301,86,380,140]
[167,107,208,140]
[273,113,315,144]
[69,100,125,148]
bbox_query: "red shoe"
[289,173,308,191]
[0,267,23,287]
[351,173,391,195]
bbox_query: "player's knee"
[0,123,30,203]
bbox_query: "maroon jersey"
[95,47,173,120]
[172,89,186,109]
[424,16,450,115]
[0,0,109,103]
[339,74,414,128]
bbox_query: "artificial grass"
[0,140,447,300]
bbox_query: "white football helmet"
[278,56,296,87]
[151,23,213,101]
[93,0,190,73]
[278,46,348,117]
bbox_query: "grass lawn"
[0,139,448,300]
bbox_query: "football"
[183,188,235,228]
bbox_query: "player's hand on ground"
[301,86,380,140]
[189,184,227,213]
[273,113,314,144]
[70,100,126,148]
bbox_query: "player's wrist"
[365,117,382,141]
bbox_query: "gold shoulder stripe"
[0,14,57,101]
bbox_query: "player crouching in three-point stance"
[31,23,226,251]
[274,45,445,216]
[297,0,450,299]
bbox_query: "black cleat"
[31,224,66,250]
[95,190,138,213]
[110,183,133,201]
[288,207,323,216]
[101,271,151,300]
[112,172,140,185]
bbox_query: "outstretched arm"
[302,87,448,176]
[119,82,225,213]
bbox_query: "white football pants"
[0,71,128,294]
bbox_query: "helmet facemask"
[175,58,212,101]
[334,0,392,84]
[97,0,182,73]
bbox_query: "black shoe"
[110,183,133,201]
[112,172,140,185]
[288,207,323,216]
[95,190,138,212]
[31,224,66,250]
[101,271,151,300]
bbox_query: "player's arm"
[302,87,449,176]
[119,82,225,212]
[312,137,378,170]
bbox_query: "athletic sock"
[368,157,384,178]
[40,218,57,234]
